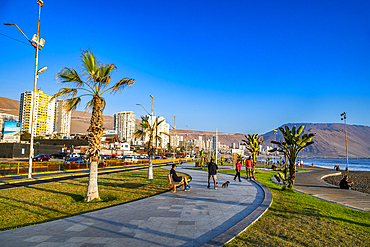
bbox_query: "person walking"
[246,156,253,180]
[208,158,218,189]
[234,159,242,182]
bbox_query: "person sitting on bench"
[170,164,191,191]
[339,175,353,190]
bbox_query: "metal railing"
[0,158,191,176]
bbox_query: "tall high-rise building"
[54,100,71,137]
[212,135,219,150]
[170,135,183,148]
[113,111,136,143]
[19,90,55,137]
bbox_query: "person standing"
[246,156,253,179]
[208,158,218,189]
[234,159,241,182]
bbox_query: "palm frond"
[55,68,84,87]
[109,78,135,94]
[50,88,78,101]
[66,97,82,112]
[81,48,99,80]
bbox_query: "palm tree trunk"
[148,155,153,179]
[85,96,104,201]
[288,156,297,188]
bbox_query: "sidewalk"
[294,166,370,212]
[0,163,272,247]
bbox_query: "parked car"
[78,152,89,160]
[32,154,50,162]
[154,156,162,160]
[100,155,112,160]
[137,155,148,159]
[125,155,138,163]
[69,153,80,157]
[50,152,70,159]
[115,155,124,159]
[66,157,86,164]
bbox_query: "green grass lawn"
[0,168,189,231]
[219,169,370,247]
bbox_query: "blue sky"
[1,0,369,134]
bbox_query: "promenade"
[294,166,370,212]
[0,163,272,247]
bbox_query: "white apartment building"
[205,139,212,150]
[113,111,136,143]
[212,135,220,150]
[170,135,183,147]
[145,115,170,149]
[54,100,71,137]
[19,90,55,137]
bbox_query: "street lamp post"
[136,95,155,179]
[186,125,188,157]
[273,129,278,164]
[4,0,45,179]
[341,112,349,172]
[173,114,176,164]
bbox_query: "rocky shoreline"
[323,171,370,194]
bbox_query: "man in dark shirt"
[339,175,353,190]
[170,164,190,191]
[207,159,218,189]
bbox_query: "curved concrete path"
[294,166,370,212]
[0,163,272,247]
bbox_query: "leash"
[217,172,227,182]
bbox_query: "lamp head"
[4,23,14,26]
[37,66,47,74]
[150,95,153,98]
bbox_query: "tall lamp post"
[340,112,349,172]
[173,114,176,163]
[273,129,278,164]
[4,0,45,179]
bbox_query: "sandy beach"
[323,171,370,194]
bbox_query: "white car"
[125,155,138,163]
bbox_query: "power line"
[0,32,31,46]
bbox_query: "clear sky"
[1,0,369,135]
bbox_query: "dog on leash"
[222,181,230,188]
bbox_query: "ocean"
[300,158,370,171]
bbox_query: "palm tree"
[134,116,168,179]
[270,125,315,189]
[242,134,264,169]
[52,49,135,202]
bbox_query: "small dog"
[215,182,219,187]
[222,181,230,188]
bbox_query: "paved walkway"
[0,163,272,247]
[294,166,370,212]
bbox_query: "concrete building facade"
[54,100,71,137]
[113,111,136,144]
[19,90,55,137]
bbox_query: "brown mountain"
[262,123,370,158]
[0,96,369,158]
[0,96,20,116]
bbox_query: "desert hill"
[262,123,370,158]
[0,96,369,158]
[0,96,20,116]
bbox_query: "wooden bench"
[167,174,185,192]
